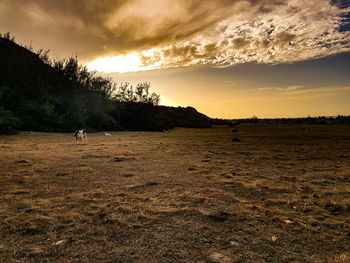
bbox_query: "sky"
[1,0,350,118]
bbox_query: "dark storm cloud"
[1,0,350,72]
[0,0,287,59]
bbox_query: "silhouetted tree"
[112,82,160,106]
[0,33,212,134]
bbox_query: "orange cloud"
[1,0,350,72]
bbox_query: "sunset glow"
[86,53,144,73]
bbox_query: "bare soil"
[1,124,350,262]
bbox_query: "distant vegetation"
[0,33,211,134]
[232,115,350,125]
[1,32,347,135]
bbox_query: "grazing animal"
[104,132,111,136]
[74,129,88,143]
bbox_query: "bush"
[0,109,20,134]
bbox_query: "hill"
[0,35,211,134]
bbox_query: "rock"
[210,252,230,262]
[16,160,30,164]
[17,160,28,163]
[122,173,134,177]
[271,235,277,242]
[145,181,159,187]
[56,172,69,176]
[208,212,229,222]
[93,219,104,225]
[230,241,239,246]
[53,240,65,245]
[113,157,135,162]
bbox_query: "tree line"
[0,33,211,134]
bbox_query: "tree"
[113,82,160,106]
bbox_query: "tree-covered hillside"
[0,33,211,134]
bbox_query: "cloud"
[284,86,350,96]
[210,86,350,107]
[254,86,304,92]
[135,0,350,71]
[253,85,350,97]
[1,0,350,72]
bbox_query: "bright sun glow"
[86,49,164,73]
[86,53,145,73]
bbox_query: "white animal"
[104,132,111,136]
[74,129,88,143]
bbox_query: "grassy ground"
[0,124,350,262]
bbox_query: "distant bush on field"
[233,115,350,125]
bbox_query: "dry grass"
[1,124,350,262]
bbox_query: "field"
[1,124,350,263]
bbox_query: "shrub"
[0,109,20,134]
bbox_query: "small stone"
[230,241,239,246]
[210,252,230,262]
[56,172,68,177]
[53,240,65,245]
[271,235,277,242]
[208,212,229,222]
[16,160,29,164]
[123,173,134,177]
